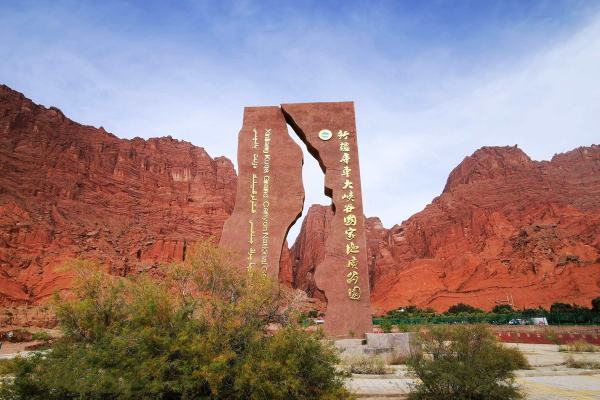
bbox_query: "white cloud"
[1,3,598,238]
[357,14,600,228]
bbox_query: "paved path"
[347,376,410,398]
[0,342,31,356]
[347,342,600,399]
[348,373,600,399]
[520,375,600,400]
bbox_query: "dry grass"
[565,356,600,369]
[0,358,18,376]
[388,350,411,365]
[343,355,392,375]
[559,340,599,353]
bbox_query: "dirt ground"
[0,326,61,358]
[348,342,600,399]
[2,328,599,398]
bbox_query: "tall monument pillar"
[282,102,373,338]
[220,107,304,280]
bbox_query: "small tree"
[492,304,514,314]
[592,297,600,312]
[550,302,574,313]
[407,325,527,400]
[380,318,393,333]
[0,241,350,400]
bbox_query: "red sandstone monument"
[220,102,373,338]
[219,107,304,280]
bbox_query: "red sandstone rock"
[290,204,332,301]
[283,102,373,338]
[0,85,237,305]
[219,107,304,280]
[3,84,599,322]
[293,145,600,313]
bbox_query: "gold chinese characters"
[337,129,361,300]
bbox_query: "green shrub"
[446,303,484,314]
[0,242,350,400]
[386,305,435,319]
[30,331,52,342]
[380,319,393,333]
[407,325,525,400]
[592,297,600,312]
[550,302,574,313]
[492,304,514,314]
[503,346,531,370]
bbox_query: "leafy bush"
[407,325,526,400]
[380,319,393,333]
[550,302,574,313]
[492,304,514,314]
[376,301,600,325]
[502,346,531,370]
[396,323,416,333]
[29,331,52,342]
[386,305,435,319]
[592,297,600,312]
[0,242,350,400]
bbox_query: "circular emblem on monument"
[318,129,332,141]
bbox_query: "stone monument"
[219,106,304,280]
[220,102,372,338]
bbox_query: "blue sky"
[1,0,599,239]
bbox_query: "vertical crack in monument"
[221,102,372,338]
[220,107,304,280]
[281,102,373,338]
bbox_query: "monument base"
[335,333,418,362]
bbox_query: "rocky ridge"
[2,85,598,315]
[0,85,238,304]
[292,145,600,312]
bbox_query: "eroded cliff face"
[0,85,237,305]
[293,145,600,312]
[2,84,599,315]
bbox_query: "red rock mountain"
[0,85,237,305]
[292,145,600,313]
[2,85,599,315]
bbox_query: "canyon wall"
[292,145,600,312]
[2,85,598,314]
[0,85,238,305]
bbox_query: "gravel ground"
[348,343,600,399]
